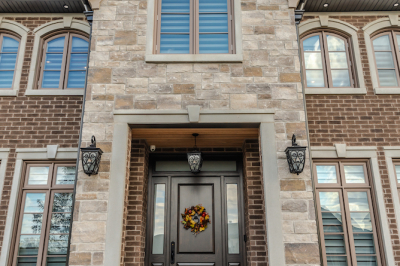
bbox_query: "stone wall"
[70,0,319,265]
[303,15,400,263]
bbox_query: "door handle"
[170,241,175,264]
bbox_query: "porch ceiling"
[301,0,400,12]
[131,128,259,148]
[0,0,85,13]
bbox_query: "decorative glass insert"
[344,165,365,183]
[28,166,50,185]
[152,184,166,254]
[316,165,337,183]
[56,166,76,185]
[227,184,239,254]
[373,34,398,87]
[0,36,19,89]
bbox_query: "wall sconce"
[187,133,203,173]
[285,134,306,175]
[81,135,103,176]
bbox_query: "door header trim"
[113,107,275,124]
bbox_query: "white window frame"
[311,145,395,266]
[383,146,400,237]
[299,16,367,95]
[25,16,90,96]
[145,0,243,63]
[363,16,400,94]
[0,146,78,266]
[0,19,29,97]
[0,148,10,201]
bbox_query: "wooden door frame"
[145,153,247,266]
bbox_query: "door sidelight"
[171,241,175,264]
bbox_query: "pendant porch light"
[187,133,203,173]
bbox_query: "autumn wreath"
[181,204,211,235]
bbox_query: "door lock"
[171,241,175,264]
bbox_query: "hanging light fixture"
[187,133,203,173]
[285,134,307,175]
[81,135,103,176]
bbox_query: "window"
[394,161,400,201]
[154,0,235,54]
[372,31,400,88]
[313,160,383,266]
[301,31,354,88]
[0,33,20,89]
[37,32,88,90]
[11,162,75,266]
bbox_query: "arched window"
[301,31,354,88]
[37,32,88,90]
[0,33,20,89]
[372,30,400,87]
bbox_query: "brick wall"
[243,140,268,266]
[303,15,400,263]
[0,16,84,254]
[122,139,148,266]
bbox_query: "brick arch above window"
[26,18,90,96]
[363,16,400,94]
[299,17,366,95]
[0,20,29,96]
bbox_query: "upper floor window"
[313,160,384,266]
[154,0,235,54]
[301,31,354,88]
[37,32,88,90]
[372,31,400,87]
[0,33,20,89]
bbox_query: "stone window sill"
[145,54,243,63]
[305,87,367,95]
[374,87,400,94]
[0,90,18,97]
[25,89,84,96]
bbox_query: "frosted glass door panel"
[226,184,239,254]
[152,184,166,254]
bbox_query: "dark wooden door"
[146,157,245,266]
[170,177,222,266]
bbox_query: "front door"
[146,156,245,266]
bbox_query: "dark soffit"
[0,0,85,13]
[301,0,400,12]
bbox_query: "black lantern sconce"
[81,136,103,176]
[285,134,307,175]
[187,133,203,173]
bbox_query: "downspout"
[66,1,93,265]
[295,0,323,264]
